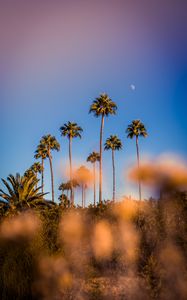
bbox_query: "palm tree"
[104,135,122,202]
[34,143,47,193]
[87,151,100,206]
[30,162,43,188]
[126,120,148,200]
[59,179,79,207]
[40,134,60,202]
[76,165,91,208]
[60,122,83,205]
[0,173,47,209]
[59,181,71,199]
[58,193,70,208]
[89,93,117,203]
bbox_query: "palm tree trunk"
[69,136,74,206]
[93,163,96,206]
[35,171,38,189]
[112,149,115,202]
[99,114,104,204]
[41,158,44,194]
[49,152,55,202]
[82,183,84,208]
[136,136,142,201]
[84,185,86,208]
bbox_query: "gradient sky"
[1,0,187,203]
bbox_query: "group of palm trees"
[0,93,148,208]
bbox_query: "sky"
[1,0,187,204]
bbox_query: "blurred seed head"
[129,155,187,192]
[0,211,41,240]
[113,199,138,221]
[59,211,83,247]
[119,222,139,264]
[92,220,113,260]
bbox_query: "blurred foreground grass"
[1,158,187,299]
[0,193,187,300]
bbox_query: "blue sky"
[1,0,187,204]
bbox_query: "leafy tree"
[126,120,148,200]
[34,143,48,193]
[89,93,117,204]
[40,134,60,202]
[60,122,83,205]
[0,173,46,209]
[104,135,122,202]
[87,151,100,206]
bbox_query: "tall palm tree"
[0,173,47,209]
[89,93,117,203]
[40,134,60,202]
[104,135,122,202]
[30,162,43,188]
[126,120,148,200]
[87,151,100,206]
[34,143,47,193]
[59,122,83,205]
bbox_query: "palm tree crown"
[40,134,60,153]
[59,179,79,192]
[87,151,100,163]
[0,173,46,207]
[104,135,122,151]
[34,143,48,160]
[31,162,43,175]
[40,134,60,202]
[60,122,83,139]
[89,93,117,117]
[126,120,148,139]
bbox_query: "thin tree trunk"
[93,163,96,206]
[69,136,74,206]
[84,185,86,208]
[112,149,115,202]
[41,158,44,194]
[82,184,84,208]
[136,136,142,201]
[99,114,104,204]
[49,152,55,202]
[35,171,38,189]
